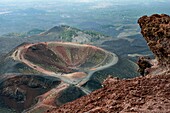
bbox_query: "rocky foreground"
[49,14,170,113]
[49,75,170,113]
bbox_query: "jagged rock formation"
[138,14,170,75]
[137,56,152,76]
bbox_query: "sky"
[0,0,169,6]
[0,0,169,13]
[0,0,168,3]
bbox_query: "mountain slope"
[49,14,170,113]
[50,74,170,113]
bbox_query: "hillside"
[49,14,170,113]
[0,25,152,62]
[0,25,110,56]
[1,25,110,43]
[49,74,170,113]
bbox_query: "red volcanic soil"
[20,42,114,75]
[24,43,73,73]
[49,74,170,113]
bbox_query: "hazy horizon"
[0,0,169,35]
[0,0,168,3]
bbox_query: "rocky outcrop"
[138,14,170,75]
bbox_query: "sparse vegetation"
[19,67,41,74]
[60,29,77,41]
[27,29,45,36]
[2,32,27,38]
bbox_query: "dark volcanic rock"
[138,14,170,75]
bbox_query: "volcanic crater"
[0,42,120,112]
[23,42,117,74]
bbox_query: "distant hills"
[13,8,46,15]
[0,25,152,61]
[2,25,109,42]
